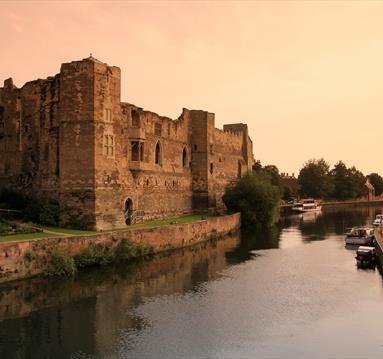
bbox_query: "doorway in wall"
[124,198,133,225]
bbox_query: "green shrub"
[223,171,281,228]
[114,238,153,262]
[24,199,59,226]
[227,229,237,237]
[39,202,60,226]
[0,219,42,236]
[47,250,76,277]
[74,243,114,268]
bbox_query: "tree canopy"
[297,158,368,199]
[223,171,281,227]
[298,159,334,198]
[252,161,293,201]
[331,161,365,199]
[367,173,383,196]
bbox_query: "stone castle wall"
[0,56,254,230]
[0,77,60,202]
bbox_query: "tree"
[347,166,366,198]
[298,158,334,198]
[367,173,383,196]
[263,165,281,187]
[331,161,349,199]
[252,160,263,172]
[331,161,365,199]
[223,171,281,227]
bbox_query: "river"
[1,205,383,358]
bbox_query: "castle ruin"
[0,56,254,230]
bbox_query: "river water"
[1,205,383,359]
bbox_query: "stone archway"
[124,198,133,225]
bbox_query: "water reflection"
[290,205,383,242]
[0,234,244,359]
[1,205,383,358]
[225,225,282,265]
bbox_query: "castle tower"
[189,109,216,209]
[59,57,99,228]
[223,123,254,170]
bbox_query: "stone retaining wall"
[0,213,240,283]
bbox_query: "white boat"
[292,199,322,213]
[345,227,375,245]
[373,214,383,227]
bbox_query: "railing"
[125,210,145,225]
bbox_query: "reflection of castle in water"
[0,234,241,358]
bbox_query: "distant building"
[364,178,375,201]
[280,172,300,197]
[0,56,254,230]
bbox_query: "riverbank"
[374,227,383,262]
[0,213,240,283]
[321,198,383,207]
[281,198,383,214]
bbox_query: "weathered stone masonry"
[0,56,254,230]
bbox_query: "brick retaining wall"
[0,213,240,283]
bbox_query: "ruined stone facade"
[0,57,254,230]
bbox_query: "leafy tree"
[252,160,263,172]
[347,166,366,198]
[367,173,383,196]
[263,165,281,187]
[282,185,293,201]
[223,171,281,227]
[298,158,334,198]
[331,161,349,199]
[331,161,365,199]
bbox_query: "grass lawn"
[116,214,215,231]
[0,214,216,242]
[0,232,60,242]
[41,226,96,236]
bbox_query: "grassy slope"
[0,232,59,242]
[0,214,215,242]
[121,214,213,230]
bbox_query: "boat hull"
[345,237,374,245]
[292,206,322,213]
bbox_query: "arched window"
[124,198,133,225]
[155,142,161,165]
[131,110,140,127]
[182,147,187,167]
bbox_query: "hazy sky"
[1,0,383,176]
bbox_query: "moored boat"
[373,214,383,227]
[292,198,321,213]
[345,227,375,245]
[355,246,376,268]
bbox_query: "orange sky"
[1,0,383,176]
